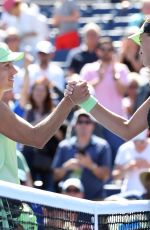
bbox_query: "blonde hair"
[82,23,101,36]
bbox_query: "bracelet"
[80,96,98,112]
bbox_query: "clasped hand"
[64,80,90,104]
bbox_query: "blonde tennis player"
[0,42,90,184]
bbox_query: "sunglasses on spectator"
[6,37,19,42]
[128,84,138,89]
[100,47,114,52]
[133,139,146,143]
[38,52,49,55]
[65,187,81,193]
[77,119,93,125]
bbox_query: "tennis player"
[0,42,90,185]
[65,18,150,140]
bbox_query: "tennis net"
[0,181,150,229]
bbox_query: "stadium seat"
[53,49,70,62]
[39,5,53,18]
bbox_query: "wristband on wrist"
[80,95,98,112]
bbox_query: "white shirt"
[1,7,49,52]
[28,62,65,91]
[115,141,150,193]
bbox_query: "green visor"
[0,42,24,62]
[128,19,150,45]
[128,27,144,45]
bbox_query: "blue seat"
[53,49,70,62]
[92,8,112,15]
[110,34,123,41]
[127,7,140,14]
[80,6,94,17]
[112,21,128,28]
[39,5,53,18]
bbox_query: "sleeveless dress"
[0,134,19,184]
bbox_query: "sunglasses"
[6,37,19,42]
[77,120,93,125]
[100,47,114,52]
[133,139,145,143]
[128,84,138,89]
[65,188,81,193]
[38,52,49,55]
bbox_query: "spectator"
[80,37,129,165]
[66,22,100,75]
[129,0,150,28]
[123,72,141,118]
[3,27,34,97]
[61,177,84,199]
[140,169,150,199]
[119,27,142,72]
[52,109,111,200]
[4,27,21,53]
[27,40,65,102]
[113,130,150,194]
[52,0,80,50]
[1,0,49,53]
[4,27,34,69]
[22,79,66,191]
[133,66,150,112]
[13,57,32,118]
[60,178,93,229]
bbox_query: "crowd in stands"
[0,0,150,202]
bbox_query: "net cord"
[0,181,150,215]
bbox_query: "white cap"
[132,130,148,141]
[36,40,55,54]
[61,178,84,193]
[72,108,96,125]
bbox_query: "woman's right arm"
[0,81,89,148]
[90,97,150,140]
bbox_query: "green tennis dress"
[0,134,19,184]
[0,134,37,229]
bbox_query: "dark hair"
[29,80,53,114]
[96,37,113,49]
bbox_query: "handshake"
[64,80,98,113]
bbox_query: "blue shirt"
[52,135,111,200]
[13,101,25,118]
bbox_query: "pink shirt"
[81,61,129,117]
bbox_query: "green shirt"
[0,134,19,184]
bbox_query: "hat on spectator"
[140,169,150,188]
[36,41,56,54]
[129,18,150,45]
[96,36,113,49]
[61,178,84,193]
[5,27,20,37]
[0,42,24,62]
[82,22,101,36]
[3,0,21,12]
[132,130,148,141]
[72,108,96,125]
